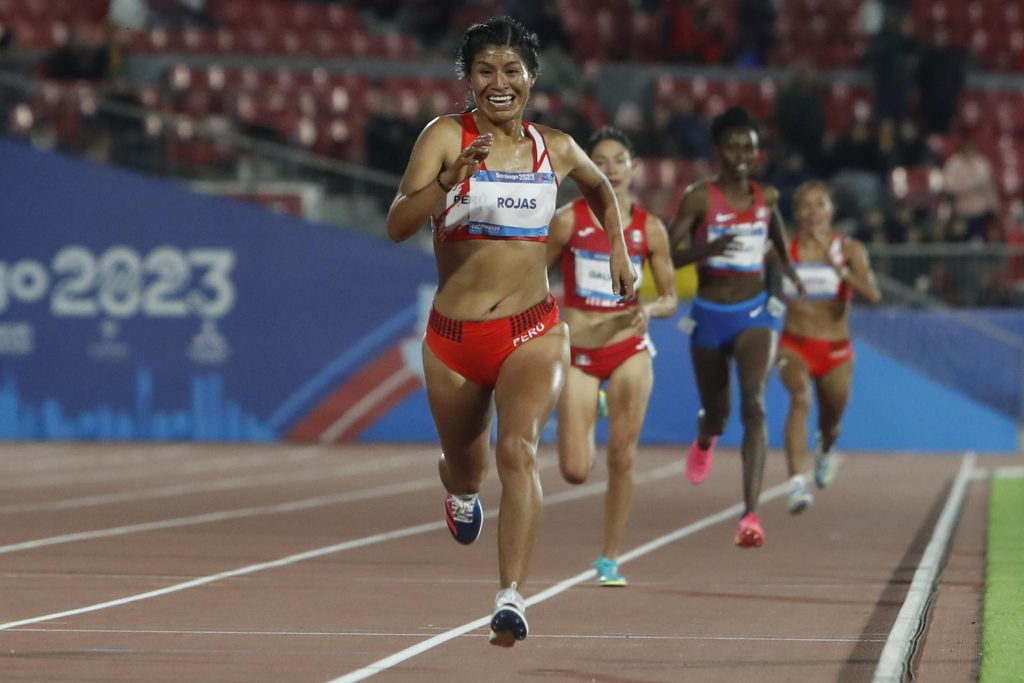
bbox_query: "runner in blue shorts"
[669,106,805,548]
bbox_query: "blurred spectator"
[828,117,887,221]
[612,100,670,157]
[851,206,887,244]
[666,92,710,159]
[0,25,16,134]
[692,0,729,64]
[401,0,460,49]
[856,0,884,39]
[764,150,813,222]
[109,0,151,30]
[828,118,886,177]
[504,0,572,53]
[914,26,966,135]
[879,118,936,170]
[364,89,418,177]
[542,91,594,148]
[534,39,584,94]
[883,200,917,243]
[43,24,112,81]
[942,138,1000,242]
[863,8,916,124]
[772,60,826,173]
[96,77,157,170]
[736,0,777,67]
[148,0,214,28]
[356,0,401,22]
[661,0,697,63]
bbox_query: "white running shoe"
[788,475,814,514]
[814,449,838,489]
[488,581,528,647]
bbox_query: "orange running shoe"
[685,436,717,485]
[734,512,765,548]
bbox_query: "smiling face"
[469,45,534,124]
[715,127,759,181]
[590,138,636,194]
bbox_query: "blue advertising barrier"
[366,302,1019,453]
[1,140,1018,451]
[0,140,433,441]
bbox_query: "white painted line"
[0,477,442,555]
[993,465,1024,479]
[0,456,557,555]
[0,452,427,513]
[0,448,324,490]
[872,452,976,683]
[0,459,673,630]
[4,627,885,643]
[0,520,443,632]
[0,445,196,474]
[327,478,790,683]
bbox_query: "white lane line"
[872,452,976,683]
[0,477,441,555]
[0,448,327,491]
[327,477,790,683]
[0,445,198,474]
[6,627,886,643]
[993,465,1024,479]
[0,455,559,555]
[0,452,428,513]
[0,459,672,631]
[0,520,443,632]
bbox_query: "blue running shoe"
[593,555,627,587]
[444,492,482,545]
[489,582,528,647]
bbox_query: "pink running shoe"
[685,436,717,485]
[734,512,765,548]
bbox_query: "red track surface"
[0,443,1011,682]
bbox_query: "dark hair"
[710,106,759,147]
[586,126,636,158]
[455,16,541,80]
[793,179,832,208]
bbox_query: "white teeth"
[488,95,512,104]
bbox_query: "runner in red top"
[547,127,678,586]
[669,106,804,548]
[776,181,880,513]
[385,17,636,647]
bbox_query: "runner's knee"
[494,434,538,477]
[739,394,765,426]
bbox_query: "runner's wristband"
[436,171,453,193]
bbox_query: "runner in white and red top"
[385,17,636,647]
[776,181,880,514]
[669,106,805,549]
[547,127,677,587]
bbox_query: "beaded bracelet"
[436,171,453,193]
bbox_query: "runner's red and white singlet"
[783,233,852,302]
[560,197,649,310]
[432,113,557,242]
[694,181,770,277]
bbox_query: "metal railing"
[867,243,1024,308]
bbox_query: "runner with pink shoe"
[669,107,805,548]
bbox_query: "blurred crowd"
[1,0,1023,254]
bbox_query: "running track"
[0,443,1011,682]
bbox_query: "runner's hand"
[439,133,493,188]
